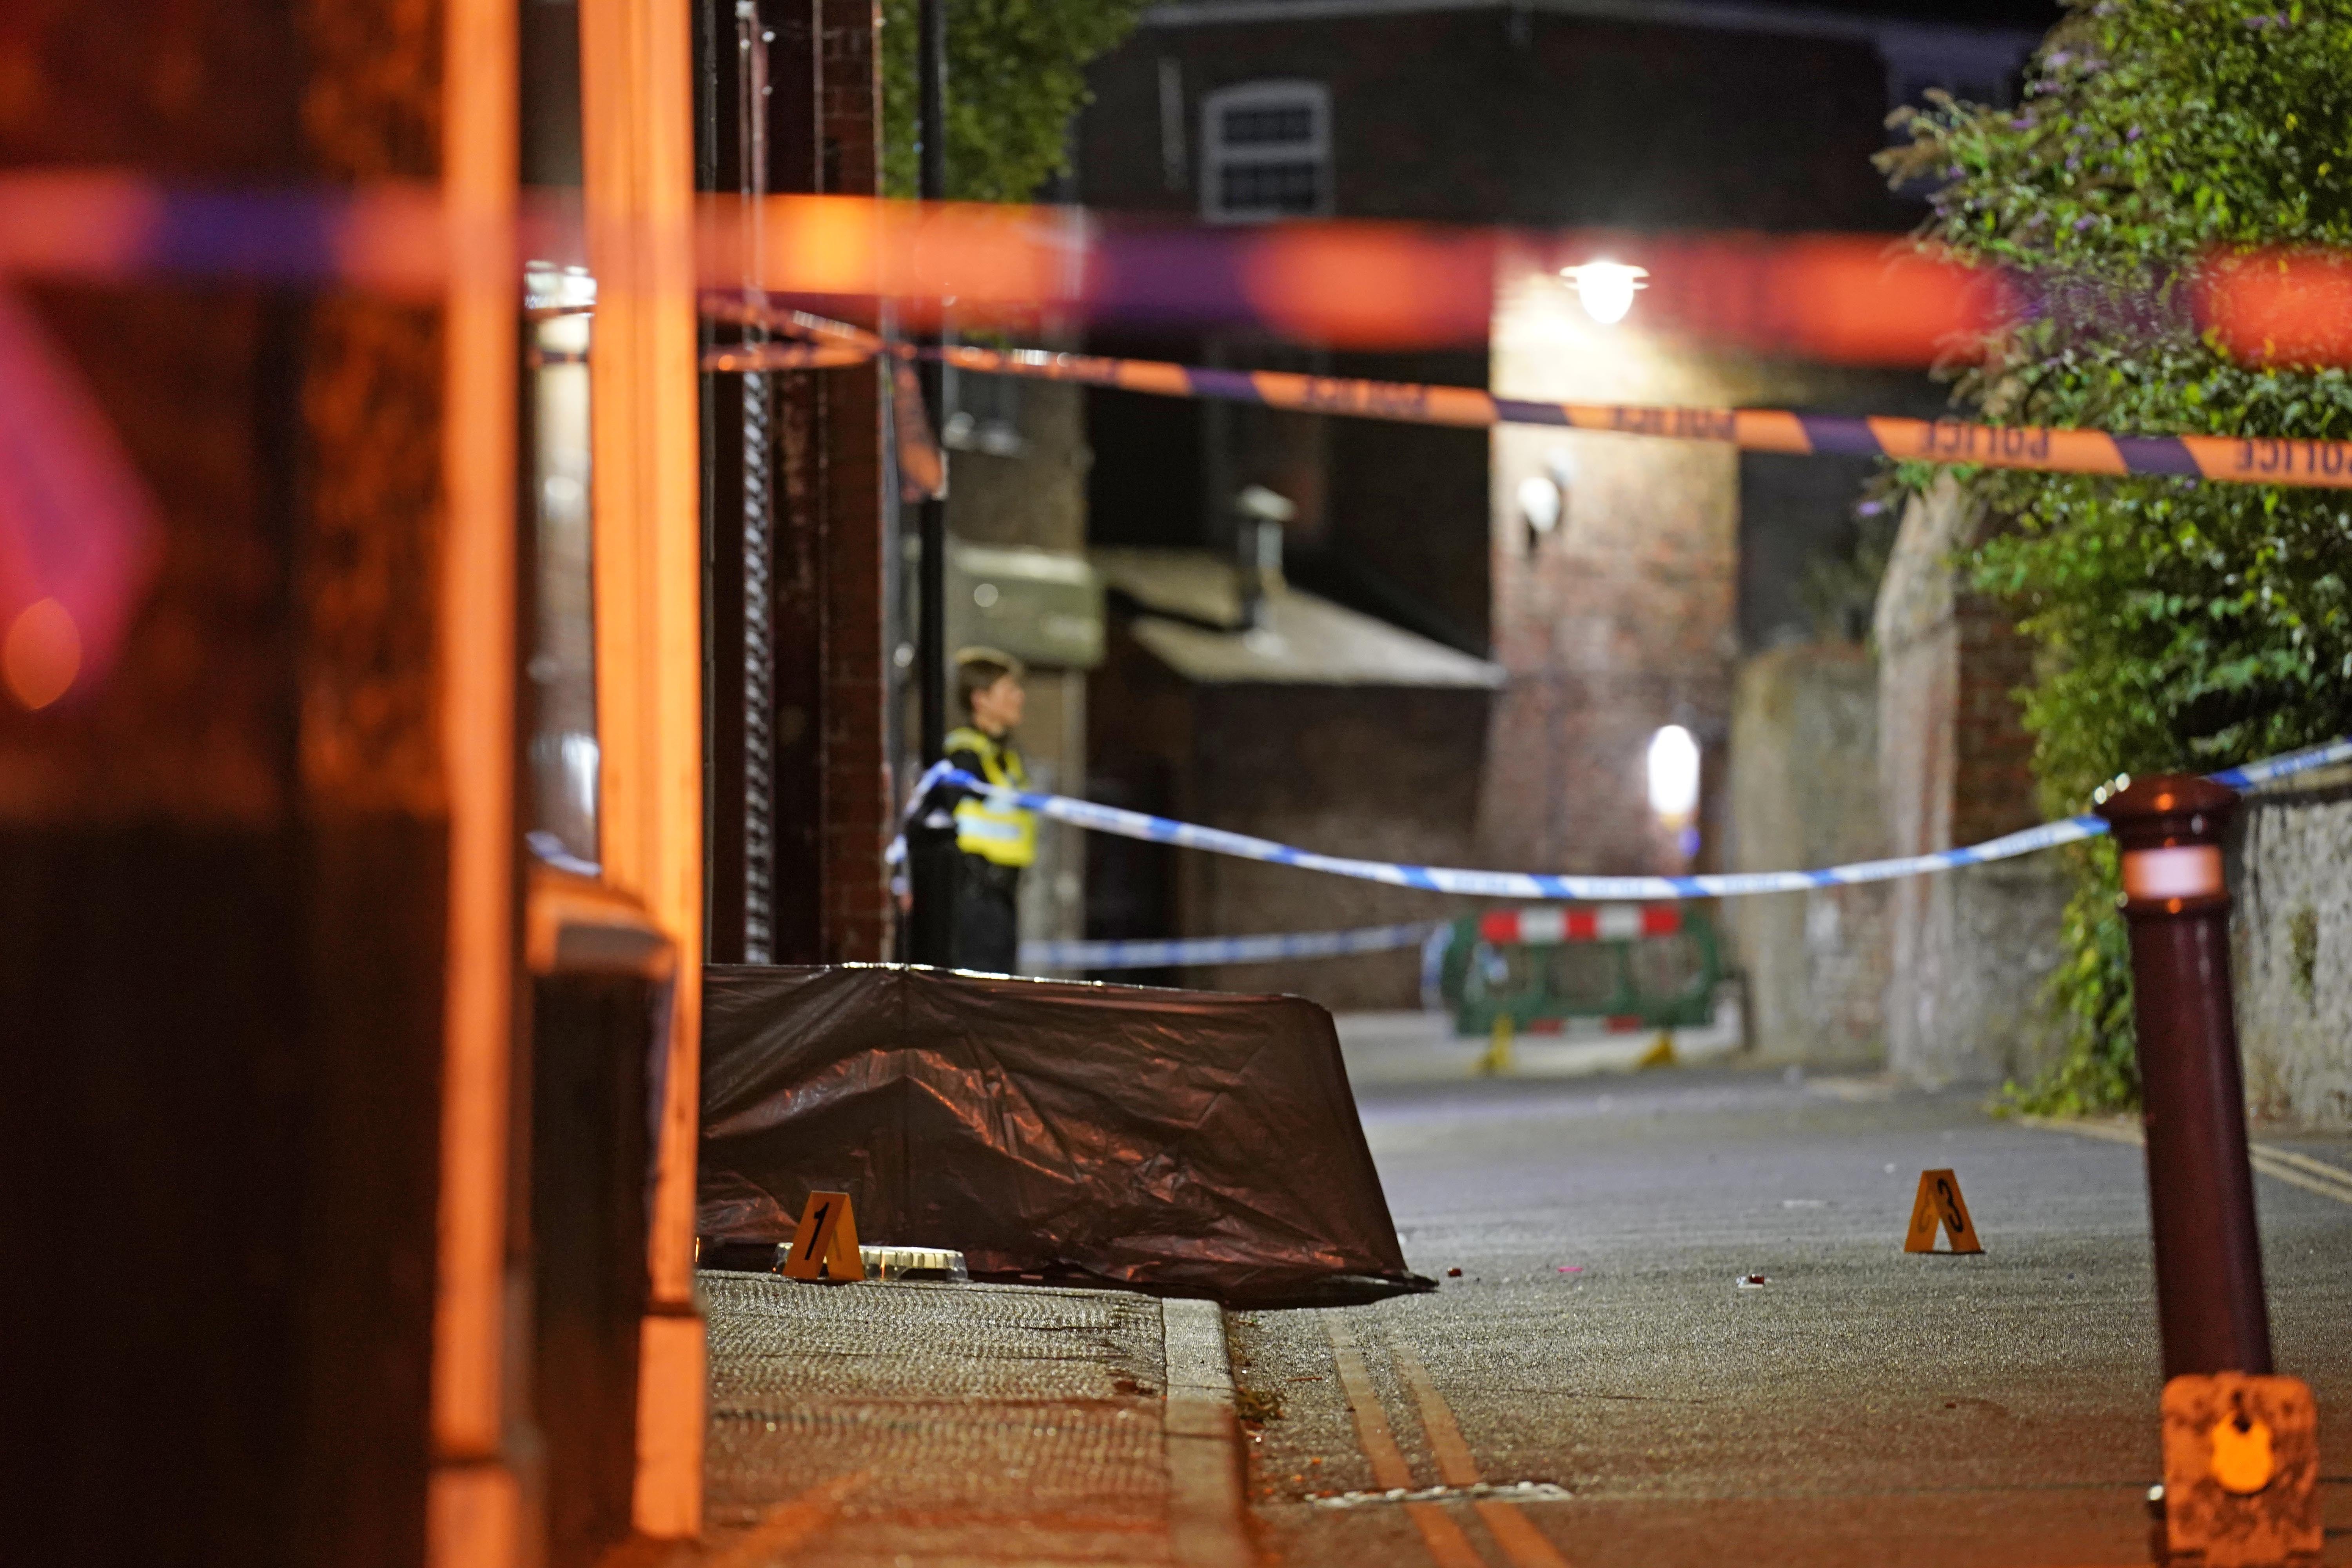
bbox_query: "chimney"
[1234,485,1294,632]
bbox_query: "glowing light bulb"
[1516,474,1561,534]
[1647,724,1700,820]
[1560,261,1649,325]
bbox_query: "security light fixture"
[1647,723,1701,821]
[1516,474,1561,536]
[1560,261,1649,325]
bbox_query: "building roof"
[1138,0,2048,45]
[1092,548,1506,688]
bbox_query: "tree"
[1881,0,2352,1111]
[879,0,1146,203]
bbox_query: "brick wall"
[1080,629,1488,1010]
[1950,591,2043,846]
[1185,686,1490,1009]
[813,0,892,962]
[1080,9,1916,230]
[1482,269,1739,877]
[1065,4,2030,1010]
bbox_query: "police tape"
[700,303,2352,491]
[1019,921,1443,972]
[935,346,2352,490]
[915,734,2352,906]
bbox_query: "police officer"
[931,647,1037,974]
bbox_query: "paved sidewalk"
[1335,1010,1745,1085]
[695,1272,1254,1566]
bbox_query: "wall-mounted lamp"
[1515,451,1574,554]
[1647,722,1702,858]
[1560,260,1649,325]
[1515,474,1560,551]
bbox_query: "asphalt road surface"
[1230,1061,2352,1568]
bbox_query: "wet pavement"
[1230,1062,2352,1568]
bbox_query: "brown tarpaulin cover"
[698,964,1428,1305]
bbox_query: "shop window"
[524,263,600,869]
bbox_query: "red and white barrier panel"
[1477,906,1686,944]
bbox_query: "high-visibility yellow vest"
[946,726,1037,868]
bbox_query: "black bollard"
[2093,774,2272,1379]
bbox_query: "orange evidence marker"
[781,1189,866,1283]
[1903,1168,1984,1254]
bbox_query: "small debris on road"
[1556,1265,1583,1273]
[1446,1266,1463,1277]
[1737,1272,1768,1289]
[1234,1388,1285,1425]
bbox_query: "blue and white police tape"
[923,734,2352,904]
[2204,738,2352,790]
[1020,920,1444,972]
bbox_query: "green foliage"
[879,0,1145,202]
[2001,842,2141,1115]
[1883,0,2352,1110]
[2289,903,2319,999]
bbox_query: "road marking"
[2019,1114,2143,1147]
[2250,1144,2352,1202]
[2021,1116,2352,1207]
[2248,1147,2352,1205]
[1389,1338,1575,1568]
[1308,1483,1578,1509]
[1323,1312,1486,1568]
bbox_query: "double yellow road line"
[2024,1116,2352,1206]
[1322,1314,1573,1568]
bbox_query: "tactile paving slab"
[702,1272,1177,1564]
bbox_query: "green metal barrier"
[1437,905,1721,1038]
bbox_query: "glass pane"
[1221,103,1315,147]
[525,263,600,868]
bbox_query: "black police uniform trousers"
[952,853,1021,975]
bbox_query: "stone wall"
[1873,477,2069,1086]
[1725,642,1889,1066]
[2230,768,2352,1129]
